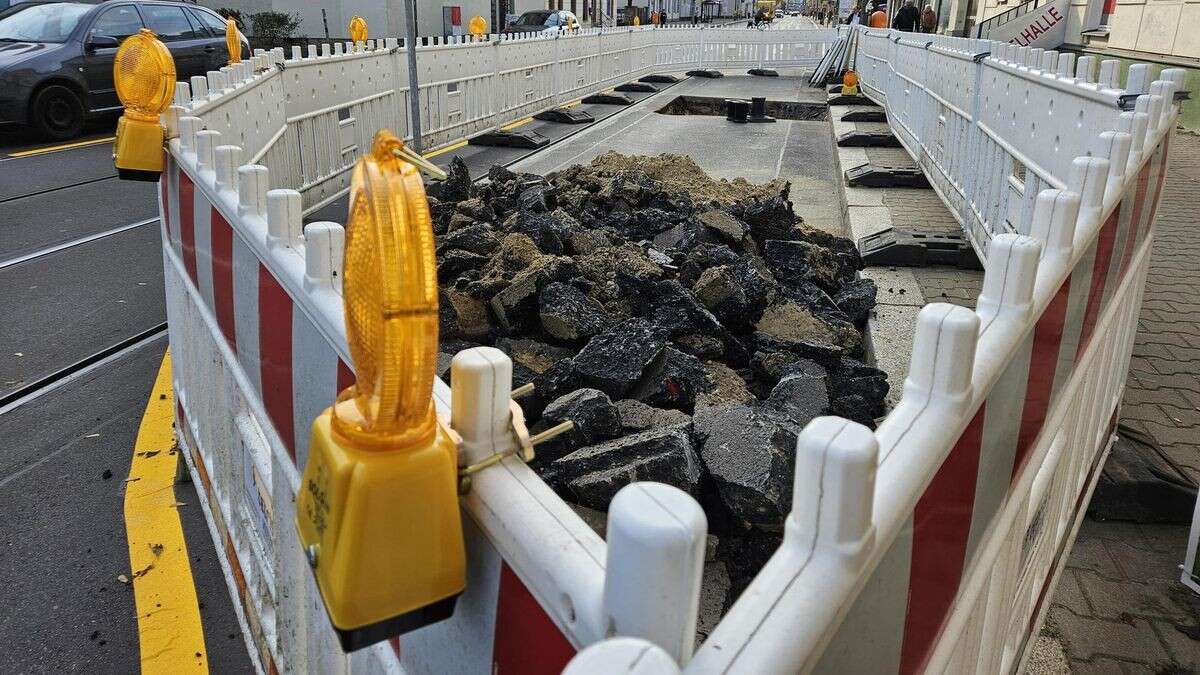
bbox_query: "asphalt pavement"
[0,128,253,671]
[0,29,822,668]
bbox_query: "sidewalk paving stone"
[1153,619,1200,670]
[1076,570,1192,622]
[1048,607,1172,665]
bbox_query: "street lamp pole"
[404,0,423,152]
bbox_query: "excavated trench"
[656,95,829,121]
[427,152,884,636]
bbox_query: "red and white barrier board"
[157,26,1181,675]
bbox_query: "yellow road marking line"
[561,99,582,108]
[8,135,115,158]
[124,351,208,674]
[500,116,533,131]
[423,139,469,159]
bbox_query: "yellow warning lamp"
[112,29,175,181]
[843,69,860,96]
[633,13,641,25]
[349,16,368,46]
[225,19,241,64]
[468,15,487,37]
[296,129,465,652]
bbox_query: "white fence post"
[267,189,304,250]
[237,165,269,219]
[564,637,681,674]
[788,418,878,566]
[1028,188,1081,263]
[1065,156,1108,236]
[302,222,346,294]
[604,483,706,665]
[194,129,219,172]
[977,233,1042,328]
[213,145,242,193]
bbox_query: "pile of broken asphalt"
[427,152,887,620]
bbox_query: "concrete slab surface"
[305,78,686,224]
[513,73,845,234]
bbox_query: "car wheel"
[31,84,85,141]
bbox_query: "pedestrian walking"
[891,0,920,30]
[920,3,937,31]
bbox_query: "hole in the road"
[656,95,828,121]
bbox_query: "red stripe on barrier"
[258,266,296,460]
[210,208,237,351]
[1117,161,1151,276]
[1075,209,1119,363]
[493,563,575,675]
[1143,137,1171,239]
[178,171,198,283]
[337,360,355,393]
[176,399,188,439]
[900,406,985,675]
[159,160,171,241]
[388,636,402,660]
[224,531,250,603]
[1012,279,1071,482]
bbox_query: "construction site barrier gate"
[155,23,1182,674]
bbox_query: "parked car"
[0,0,249,140]
[502,9,580,35]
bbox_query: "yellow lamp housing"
[225,19,241,64]
[112,29,175,181]
[348,16,368,46]
[468,15,487,37]
[296,129,465,652]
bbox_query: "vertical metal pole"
[405,0,423,151]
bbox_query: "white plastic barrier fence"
[164,26,838,213]
[156,24,1182,675]
[854,28,1162,258]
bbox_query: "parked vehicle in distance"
[502,9,580,35]
[0,0,249,140]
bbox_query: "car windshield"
[514,11,552,26]
[0,2,92,43]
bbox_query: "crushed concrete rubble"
[429,152,887,615]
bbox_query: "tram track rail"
[0,174,118,206]
[0,216,159,271]
[0,322,168,415]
